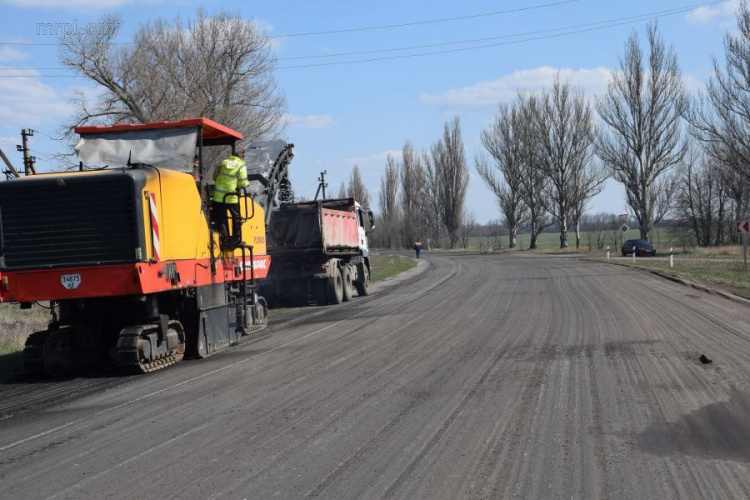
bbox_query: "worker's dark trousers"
[211,201,242,242]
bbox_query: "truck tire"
[355,264,370,297]
[313,279,329,306]
[342,266,354,302]
[325,267,344,304]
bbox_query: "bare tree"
[596,23,687,241]
[348,165,372,208]
[378,154,401,248]
[690,2,750,185]
[60,9,285,145]
[674,149,729,246]
[570,159,606,249]
[432,117,470,248]
[422,151,445,247]
[719,148,750,240]
[459,212,478,248]
[476,102,528,249]
[400,141,426,246]
[537,77,597,248]
[337,182,347,198]
[582,212,616,250]
[517,94,552,249]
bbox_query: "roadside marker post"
[606,246,610,260]
[632,249,636,264]
[670,247,674,268]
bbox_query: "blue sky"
[0,0,742,223]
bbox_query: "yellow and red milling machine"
[0,118,293,375]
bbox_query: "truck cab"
[355,201,375,257]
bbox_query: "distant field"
[463,227,673,253]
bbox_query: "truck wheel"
[325,267,344,304]
[355,265,370,297]
[313,279,329,306]
[342,266,354,302]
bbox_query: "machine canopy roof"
[74,118,243,172]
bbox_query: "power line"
[0,0,580,47]
[267,0,580,38]
[0,0,730,71]
[0,0,734,76]
[277,2,728,61]
[275,1,734,69]
[0,115,58,140]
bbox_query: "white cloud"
[0,67,73,126]
[424,66,610,112]
[686,0,740,25]
[0,47,30,63]
[283,113,338,130]
[344,150,401,168]
[255,18,289,52]
[421,66,612,112]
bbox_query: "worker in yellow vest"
[212,150,249,248]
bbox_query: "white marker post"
[670,247,674,268]
[606,246,610,260]
[632,248,636,264]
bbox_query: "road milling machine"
[0,118,293,376]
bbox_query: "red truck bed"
[267,198,360,255]
[321,207,359,250]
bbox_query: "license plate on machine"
[61,273,82,290]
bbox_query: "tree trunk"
[509,225,518,249]
[559,218,568,249]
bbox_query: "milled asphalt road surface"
[2,253,750,499]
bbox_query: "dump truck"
[261,198,375,305]
[0,118,293,376]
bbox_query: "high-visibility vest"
[212,156,249,204]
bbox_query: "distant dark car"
[621,239,657,256]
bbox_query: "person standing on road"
[414,240,422,259]
[212,150,249,248]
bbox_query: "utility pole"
[314,170,328,200]
[0,148,20,179]
[16,129,36,176]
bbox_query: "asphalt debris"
[699,354,713,365]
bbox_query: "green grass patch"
[613,256,750,299]
[370,254,418,282]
